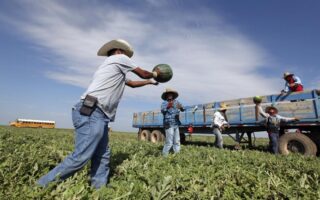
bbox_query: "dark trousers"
[268,132,279,154]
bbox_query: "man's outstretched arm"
[126,79,158,88]
[132,67,158,79]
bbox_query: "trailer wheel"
[279,133,317,156]
[138,130,150,141]
[150,130,163,143]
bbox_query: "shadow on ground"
[109,152,130,178]
[183,140,271,153]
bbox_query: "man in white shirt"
[212,103,230,149]
[38,39,159,189]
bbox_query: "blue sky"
[0,0,319,131]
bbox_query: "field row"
[0,126,320,199]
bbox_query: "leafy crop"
[0,126,319,199]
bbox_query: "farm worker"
[255,104,299,154]
[212,103,230,149]
[281,72,303,94]
[37,39,160,189]
[161,88,184,156]
[187,124,194,135]
[187,124,194,140]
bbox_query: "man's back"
[82,54,137,121]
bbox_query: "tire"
[138,129,150,142]
[150,130,163,143]
[279,133,317,156]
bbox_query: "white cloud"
[1,1,280,131]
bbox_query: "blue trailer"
[132,89,320,155]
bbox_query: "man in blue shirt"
[161,88,184,156]
[256,104,299,154]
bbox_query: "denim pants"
[268,132,279,154]
[162,125,180,156]
[213,128,223,148]
[37,102,110,189]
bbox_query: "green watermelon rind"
[153,64,173,83]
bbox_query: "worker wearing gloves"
[281,72,303,94]
[212,103,230,149]
[161,88,184,156]
[255,104,299,154]
[37,39,159,189]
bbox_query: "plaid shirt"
[161,100,182,127]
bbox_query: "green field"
[1,126,320,199]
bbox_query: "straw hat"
[161,88,179,100]
[283,72,294,79]
[219,103,228,111]
[265,106,278,114]
[97,39,134,58]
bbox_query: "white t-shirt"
[81,54,137,121]
[257,105,295,122]
[212,111,229,128]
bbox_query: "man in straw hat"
[281,72,303,94]
[255,103,299,154]
[212,103,230,149]
[38,39,159,189]
[161,88,184,156]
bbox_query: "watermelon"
[253,96,262,104]
[152,64,173,83]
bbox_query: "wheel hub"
[287,140,305,154]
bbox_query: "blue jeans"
[268,132,279,154]
[37,102,110,189]
[162,125,180,156]
[213,128,223,148]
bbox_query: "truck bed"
[133,89,320,133]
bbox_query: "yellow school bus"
[10,119,55,129]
